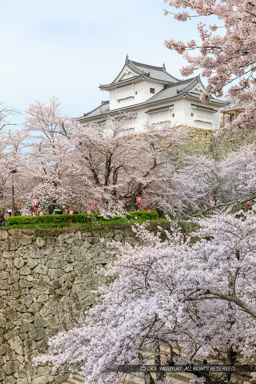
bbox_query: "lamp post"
[136,195,142,212]
[69,209,74,224]
[33,197,39,217]
[246,201,251,211]
[62,205,66,214]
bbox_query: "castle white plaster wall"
[109,80,164,110]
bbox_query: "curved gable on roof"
[128,58,180,83]
[181,75,204,94]
[100,55,181,89]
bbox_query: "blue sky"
[0,0,203,126]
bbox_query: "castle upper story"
[78,56,228,133]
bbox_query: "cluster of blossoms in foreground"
[34,211,256,384]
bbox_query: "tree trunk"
[154,340,164,382]
[144,372,155,384]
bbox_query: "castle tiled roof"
[124,57,180,83]
[81,101,110,119]
[100,56,180,90]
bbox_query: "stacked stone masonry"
[0,225,138,384]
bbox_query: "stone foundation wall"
[166,127,215,168]
[168,127,256,168]
[0,225,138,384]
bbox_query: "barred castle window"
[116,85,133,100]
[150,110,170,124]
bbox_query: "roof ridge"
[128,57,180,81]
[163,75,199,89]
[129,59,165,71]
[145,76,200,102]
[126,61,145,76]
[181,75,201,93]
[100,75,147,89]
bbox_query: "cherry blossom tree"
[169,140,256,215]
[219,142,256,204]
[72,116,186,212]
[0,131,9,204]
[33,212,256,383]
[23,102,187,213]
[0,129,28,213]
[0,103,17,131]
[24,98,78,208]
[170,155,222,213]
[3,100,255,216]
[3,130,28,213]
[164,0,256,129]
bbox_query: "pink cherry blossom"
[164,0,256,130]
[33,212,256,383]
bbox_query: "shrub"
[125,211,158,220]
[7,211,158,227]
